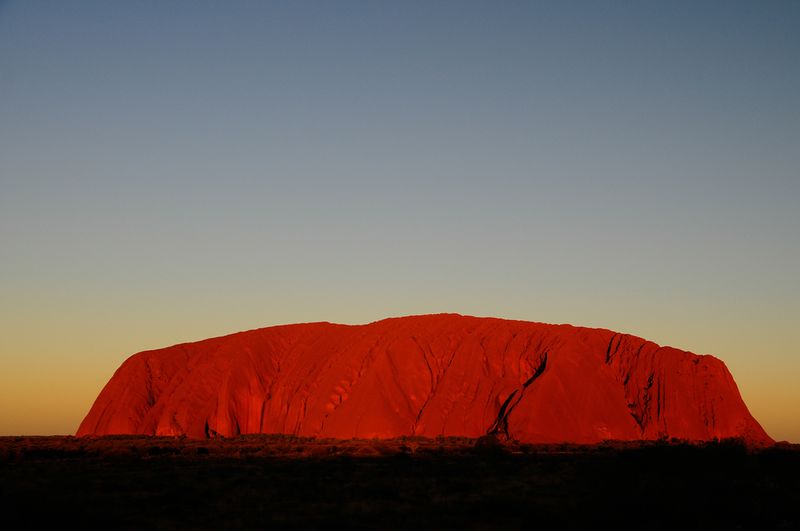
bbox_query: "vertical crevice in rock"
[487,352,548,438]
[411,336,437,435]
[143,358,156,408]
[629,372,655,434]
[605,333,621,364]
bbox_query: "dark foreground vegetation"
[1,435,798,530]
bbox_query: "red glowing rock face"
[77,314,772,445]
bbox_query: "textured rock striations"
[77,314,772,445]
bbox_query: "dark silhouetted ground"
[1,435,798,530]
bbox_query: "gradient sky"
[1,1,798,441]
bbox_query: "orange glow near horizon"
[1,302,797,442]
